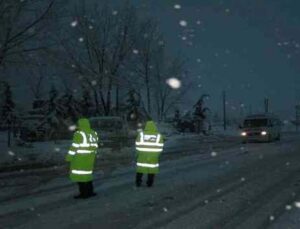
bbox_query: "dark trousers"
[77,181,94,197]
[136,173,155,187]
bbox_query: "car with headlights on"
[239,114,281,143]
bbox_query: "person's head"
[77,118,91,133]
[144,120,158,133]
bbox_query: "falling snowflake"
[211,151,217,157]
[89,25,94,30]
[158,41,164,46]
[240,177,245,182]
[286,205,292,210]
[71,64,76,68]
[91,80,97,86]
[196,20,201,25]
[174,4,181,9]
[130,113,136,119]
[198,84,202,88]
[163,207,168,212]
[204,200,209,204]
[70,20,78,27]
[54,147,60,152]
[112,10,118,15]
[179,20,188,27]
[225,8,230,13]
[166,78,181,89]
[78,37,84,42]
[68,125,76,131]
[8,150,15,156]
[269,215,275,221]
[133,49,139,54]
[181,36,187,41]
[294,202,300,208]
[196,58,201,63]
[286,162,290,166]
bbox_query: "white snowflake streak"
[78,37,84,42]
[174,4,181,9]
[286,205,292,210]
[70,20,78,27]
[166,78,181,89]
[179,20,188,27]
[269,215,275,221]
[211,151,217,157]
[68,125,76,131]
[8,151,15,156]
[294,202,300,208]
[133,49,139,54]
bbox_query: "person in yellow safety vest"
[66,118,99,199]
[135,120,164,187]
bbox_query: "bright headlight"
[261,131,267,136]
[241,132,247,136]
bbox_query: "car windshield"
[90,119,123,131]
[243,119,268,127]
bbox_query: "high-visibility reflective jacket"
[66,118,99,182]
[135,121,164,174]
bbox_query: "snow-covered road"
[1,133,300,228]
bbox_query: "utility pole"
[223,90,227,130]
[264,98,269,113]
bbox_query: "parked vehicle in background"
[89,116,135,148]
[240,113,281,143]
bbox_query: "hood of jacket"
[144,121,158,134]
[77,118,92,134]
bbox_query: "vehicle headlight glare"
[241,132,247,136]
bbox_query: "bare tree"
[132,19,161,115]
[0,0,56,67]
[54,1,137,116]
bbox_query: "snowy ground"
[1,131,300,228]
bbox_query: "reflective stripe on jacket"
[66,130,99,182]
[135,131,164,174]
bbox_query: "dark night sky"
[133,0,300,119]
[11,0,300,120]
